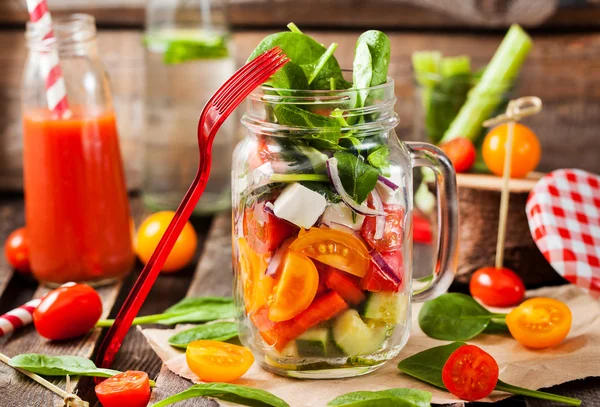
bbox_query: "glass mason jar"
[232,76,459,378]
[143,0,236,215]
[22,14,135,285]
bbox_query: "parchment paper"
[142,285,600,406]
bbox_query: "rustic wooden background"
[1,0,600,191]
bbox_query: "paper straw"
[25,0,70,116]
[0,298,41,337]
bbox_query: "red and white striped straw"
[25,0,70,116]
[0,298,41,337]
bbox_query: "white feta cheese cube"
[377,164,404,204]
[321,203,365,230]
[273,183,327,229]
[247,162,273,187]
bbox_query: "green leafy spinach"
[168,321,238,349]
[334,151,380,204]
[328,388,432,407]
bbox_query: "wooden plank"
[0,197,24,304]
[149,212,232,406]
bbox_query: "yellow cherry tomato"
[267,251,319,322]
[237,238,271,313]
[482,123,541,178]
[186,340,254,382]
[506,297,572,349]
[135,211,197,273]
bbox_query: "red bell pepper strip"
[322,267,366,305]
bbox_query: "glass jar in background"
[143,0,236,215]
[21,14,135,286]
[232,76,459,378]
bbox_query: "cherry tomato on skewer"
[95,371,151,407]
[442,344,499,401]
[4,227,31,274]
[469,267,525,307]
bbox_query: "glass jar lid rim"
[26,13,96,46]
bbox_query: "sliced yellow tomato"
[237,238,269,313]
[268,252,319,322]
[506,297,572,349]
[289,228,370,277]
[186,340,254,382]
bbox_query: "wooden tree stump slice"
[431,172,565,287]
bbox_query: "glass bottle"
[232,74,459,378]
[22,14,135,286]
[143,0,236,215]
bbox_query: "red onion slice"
[320,220,358,235]
[371,189,386,240]
[372,252,402,285]
[264,201,275,215]
[377,175,400,191]
[326,158,386,217]
[265,237,294,277]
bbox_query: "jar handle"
[407,142,459,302]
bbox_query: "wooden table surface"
[0,194,598,407]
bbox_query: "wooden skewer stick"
[482,96,542,270]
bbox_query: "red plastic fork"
[95,47,289,370]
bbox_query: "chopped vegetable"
[506,297,572,349]
[442,345,499,401]
[186,340,254,383]
[469,267,525,307]
[360,251,403,292]
[95,371,151,407]
[33,283,103,341]
[244,202,299,254]
[4,227,30,274]
[322,267,366,305]
[332,309,388,356]
[482,122,541,178]
[361,203,404,252]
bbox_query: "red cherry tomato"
[442,344,499,401]
[360,250,403,292]
[244,202,298,254]
[470,267,525,307]
[33,283,102,340]
[95,371,151,407]
[440,137,476,173]
[361,204,405,252]
[4,227,30,274]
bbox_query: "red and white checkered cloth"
[526,169,600,299]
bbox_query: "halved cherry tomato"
[268,252,319,321]
[442,344,499,401]
[470,267,525,307]
[95,371,151,407]
[413,213,433,245]
[482,123,541,178]
[506,297,572,349]
[33,283,103,340]
[322,267,366,305]
[361,204,405,252]
[4,227,30,274]
[289,228,370,277]
[440,137,476,173]
[244,202,298,254]
[237,238,270,313]
[186,340,254,382]
[248,136,272,168]
[253,291,348,351]
[360,250,403,292]
[136,211,197,273]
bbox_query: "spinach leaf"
[274,104,342,148]
[397,342,465,388]
[97,296,235,327]
[10,354,118,379]
[328,388,432,407]
[333,151,379,204]
[168,322,238,349]
[398,343,582,406]
[483,319,510,334]
[367,146,390,170]
[151,383,289,407]
[301,43,339,85]
[247,31,348,91]
[300,181,342,203]
[353,30,391,107]
[418,293,506,340]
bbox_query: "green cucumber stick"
[441,56,471,77]
[412,51,442,112]
[440,24,532,143]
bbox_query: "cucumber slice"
[363,292,408,324]
[332,310,388,356]
[296,328,329,357]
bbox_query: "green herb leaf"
[301,43,339,85]
[151,383,290,407]
[418,293,506,341]
[483,318,510,334]
[333,151,379,204]
[168,322,238,349]
[273,104,342,148]
[353,30,391,107]
[398,343,582,406]
[367,146,390,170]
[397,341,465,388]
[300,181,342,203]
[328,388,432,407]
[9,354,119,378]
